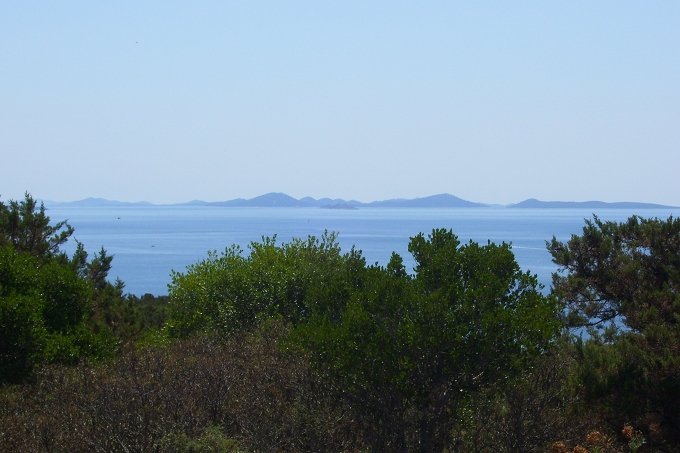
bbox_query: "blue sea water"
[45,206,680,296]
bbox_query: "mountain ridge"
[44,194,678,209]
[509,198,676,209]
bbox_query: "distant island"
[507,198,677,209]
[45,193,678,209]
[320,203,359,210]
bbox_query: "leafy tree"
[0,193,115,289]
[0,193,73,261]
[166,231,363,338]
[295,229,560,451]
[0,194,119,382]
[0,247,45,382]
[549,215,680,447]
[168,229,559,449]
[0,243,111,381]
[549,215,680,333]
[71,242,113,290]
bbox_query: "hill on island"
[509,198,677,209]
[200,193,487,208]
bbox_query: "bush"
[166,232,364,338]
[0,321,358,452]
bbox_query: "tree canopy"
[549,215,680,445]
[168,228,560,450]
[0,193,121,382]
[549,215,680,334]
[0,193,73,261]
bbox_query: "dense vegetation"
[1,193,678,451]
[0,194,168,383]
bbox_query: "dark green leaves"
[171,228,559,449]
[550,215,680,446]
[549,215,680,333]
[0,193,74,261]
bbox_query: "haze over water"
[47,205,680,296]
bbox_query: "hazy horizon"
[2,2,679,205]
[27,191,678,207]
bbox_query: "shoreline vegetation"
[2,193,679,451]
[43,192,678,209]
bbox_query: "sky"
[1,1,679,205]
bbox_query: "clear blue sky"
[2,1,679,204]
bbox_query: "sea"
[44,205,680,296]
